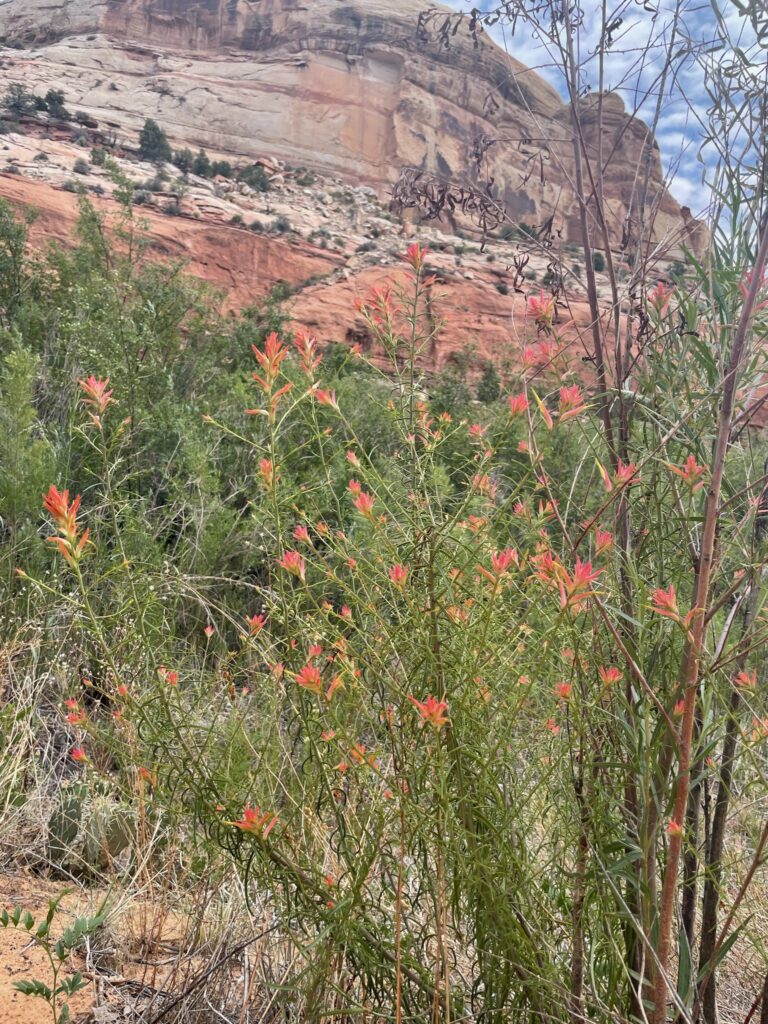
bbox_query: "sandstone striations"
[0,0,704,252]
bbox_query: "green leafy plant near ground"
[0,893,105,1023]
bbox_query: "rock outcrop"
[0,0,704,252]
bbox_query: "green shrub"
[2,84,36,117]
[138,118,171,163]
[172,147,194,173]
[191,148,211,177]
[237,163,271,192]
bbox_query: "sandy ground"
[0,874,97,1023]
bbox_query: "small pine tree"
[476,361,501,403]
[592,250,605,272]
[44,89,70,120]
[138,118,172,163]
[173,147,194,173]
[238,164,271,192]
[192,149,211,177]
[3,84,36,118]
[210,160,233,178]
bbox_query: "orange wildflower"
[408,694,449,731]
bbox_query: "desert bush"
[3,83,36,117]
[172,146,194,173]
[10,234,768,1023]
[191,148,211,177]
[138,118,171,163]
[237,163,271,192]
[44,89,70,121]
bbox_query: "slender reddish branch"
[653,217,768,1024]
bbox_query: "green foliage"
[210,159,233,178]
[44,89,70,120]
[237,163,271,192]
[0,345,53,544]
[138,118,171,163]
[192,148,211,177]
[476,360,501,403]
[592,249,606,272]
[0,893,105,1024]
[172,146,194,173]
[3,83,36,117]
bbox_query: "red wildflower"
[252,332,288,392]
[403,242,429,272]
[43,485,90,566]
[650,585,679,620]
[595,529,613,555]
[735,670,756,689]
[597,458,639,492]
[315,389,339,410]
[246,613,266,634]
[259,459,277,490]
[203,625,215,639]
[293,330,322,376]
[558,385,588,423]
[615,459,639,487]
[599,666,622,688]
[508,392,529,418]
[278,550,306,581]
[491,547,517,575]
[229,804,278,839]
[293,524,311,544]
[79,375,115,424]
[555,682,572,701]
[294,663,323,694]
[348,479,362,496]
[666,819,683,838]
[346,450,360,467]
[668,454,707,492]
[353,491,375,517]
[648,281,674,316]
[545,718,560,735]
[528,288,556,327]
[557,558,604,610]
[65,701,86,726]
[408,694,449,731]
[389,563,409,588]
[325,675,344,701]
[71,747,87,763]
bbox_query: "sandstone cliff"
[0,0,704,251]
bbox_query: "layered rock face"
[0,0,703,251]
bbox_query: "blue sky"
[441,0,763,215]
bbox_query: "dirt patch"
[0,874,98,1023]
